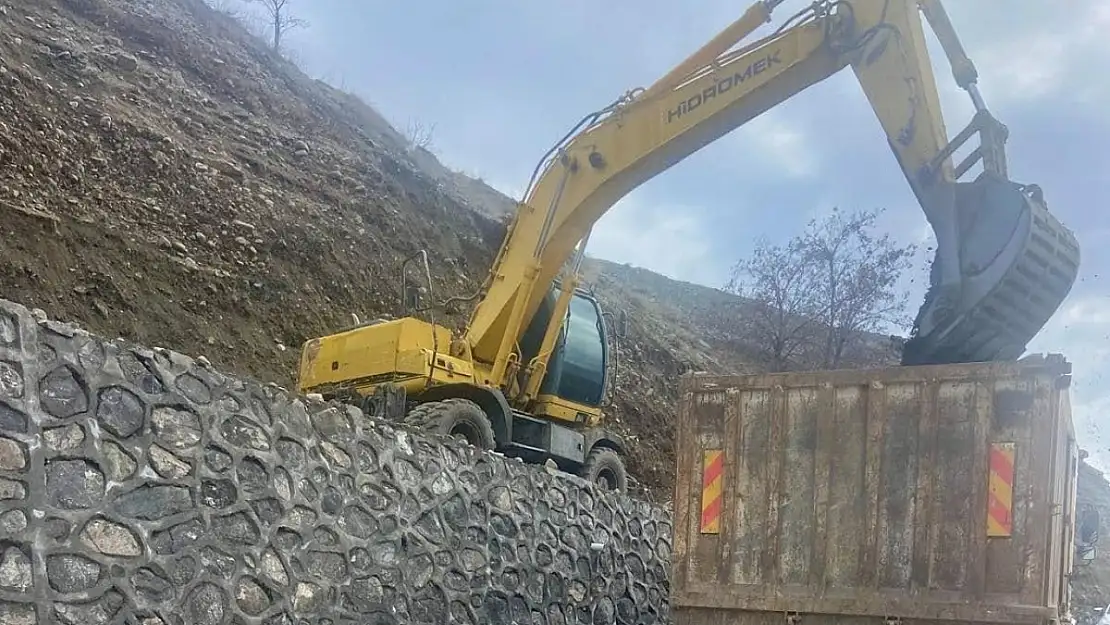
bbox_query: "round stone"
[43,424,85,452]
[39,365,88,417]
[0,361,24,399]
[45,459,105,509]
[0,436,27,471]
[184,582,227,625]
[0,509,27,534]
[96,387,146,438]
[151,406,202,449]
[235,576,271,615]
[46,554,102,593]
[80,517,142,557]
[0,545,32,591]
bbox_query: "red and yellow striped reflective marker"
[700,449,724,534]
[987,442,1015,537]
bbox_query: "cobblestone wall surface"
[0,298,673,625]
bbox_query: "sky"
[269,1,1109,468]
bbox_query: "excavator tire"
[580,447,628,493]
[404,398,496,451]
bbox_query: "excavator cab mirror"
[403,284,422,314]
[399,249,434,317]
[616,310,629,339]
[1076,504,1100,566]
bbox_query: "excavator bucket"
[902,172,1080,366]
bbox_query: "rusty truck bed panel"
[673,356,1077,625]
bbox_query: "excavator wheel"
[580,447,628,493]
[903,172,1080,366]
[404,398,496,451]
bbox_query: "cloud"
[587,191,724,287]
[1062,296,1110,327]
[946,0,1110,106]
[731,110,817,179]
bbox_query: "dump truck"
[672,354,1079,625]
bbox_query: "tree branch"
[727,207,916,371]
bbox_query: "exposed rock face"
[0,298,672,624]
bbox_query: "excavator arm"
[462,0,1079,385]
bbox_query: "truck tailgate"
[672,355,1077,625]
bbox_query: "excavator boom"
[463,0,1079,375]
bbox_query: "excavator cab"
[517,284,610,411]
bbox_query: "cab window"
[556,294,607,406]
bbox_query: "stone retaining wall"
[0,298,673,625]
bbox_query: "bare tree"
[404,120,436,152]
[247,0,307,53]
[201,0,266,42]
[803,208,916,368]
[727,208,915,372]
[725,236,823,372]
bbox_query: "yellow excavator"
[297,0,1079,492]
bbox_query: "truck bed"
[672,355,1078,625]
